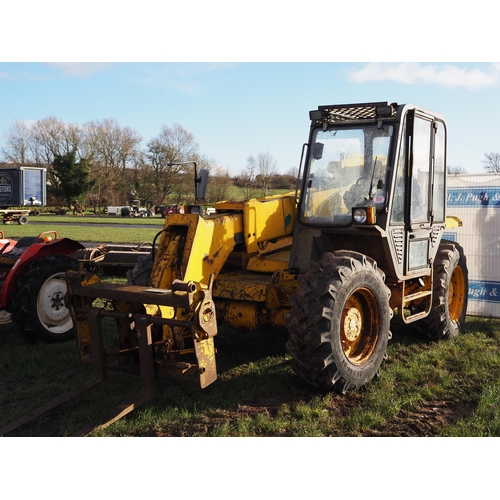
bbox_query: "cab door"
[406,111,433,274]
[406,110,446,275]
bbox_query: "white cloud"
[46,62,115,77]
[0,68,45,81]
[347,63,500,90]
[135,63,238,95]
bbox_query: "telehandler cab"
[1,101,468,435]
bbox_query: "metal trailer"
[0,166,47,207]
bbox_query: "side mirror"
[196,169,209,200]
[313,142,324,160]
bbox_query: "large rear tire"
[126,252,153,286]
[12,255,79,342]
[286,251,392,394]
[419,240,468,340]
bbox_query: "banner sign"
[469,280,500,303]
[447,187,500,207]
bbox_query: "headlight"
[352,206,376,224]
[353,208,367,223]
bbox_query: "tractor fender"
[0,238,84,309]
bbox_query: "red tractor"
[0,231,83,341]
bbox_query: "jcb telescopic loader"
[69,100,468,391]
[1,102,468,435]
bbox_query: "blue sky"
[1,62,498,176]
[1,3,498,177]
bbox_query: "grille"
[315,102,397,123]
[391,228,405,265]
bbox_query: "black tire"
[126,252,153,286]
[286,251,393,394]
[18,215,28,225]
[11,255,79,342]
[419,240,468,340]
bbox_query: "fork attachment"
[0,270,218,437]
[66,269,218,389]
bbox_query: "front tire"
[286,251,392,394]
[12,255,79,342]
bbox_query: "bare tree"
[83,118,142,171]
[247,152,278,196]
[125,160,156,208]
[483,152,500,173]
[448,165,467,175]
[145,123,199,204]
[1,120,33,165]
[205,162,231,203]
[31,116,83,165]
[242,155,257,200]
[64,123,85,159]
[286,166,299,178]
[1,117,86,167]
[83,118,142,205]
[256,151,278,196]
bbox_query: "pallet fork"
[1,270,217,437]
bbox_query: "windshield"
[301,124,393,225]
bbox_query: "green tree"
[51,151,96,207]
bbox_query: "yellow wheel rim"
[449,265,466,323]
[341,288,380,365]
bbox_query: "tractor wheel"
[126,252,153,286]
[286,251,393,394]
[419,240,468,340]
[12,255,79,342]
[18,215,28,225]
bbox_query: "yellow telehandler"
[1,102,468,435]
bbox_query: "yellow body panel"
[214,272,271,302]
[151,212,244,289]
[246,250,291,272]
[216,193,296,254]
[149,212,243,320]
[446,216,463,228]
[146,194,299,332]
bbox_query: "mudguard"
[0,238,84,309]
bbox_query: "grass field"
[2,311,500,437]
[0,214,164,244]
